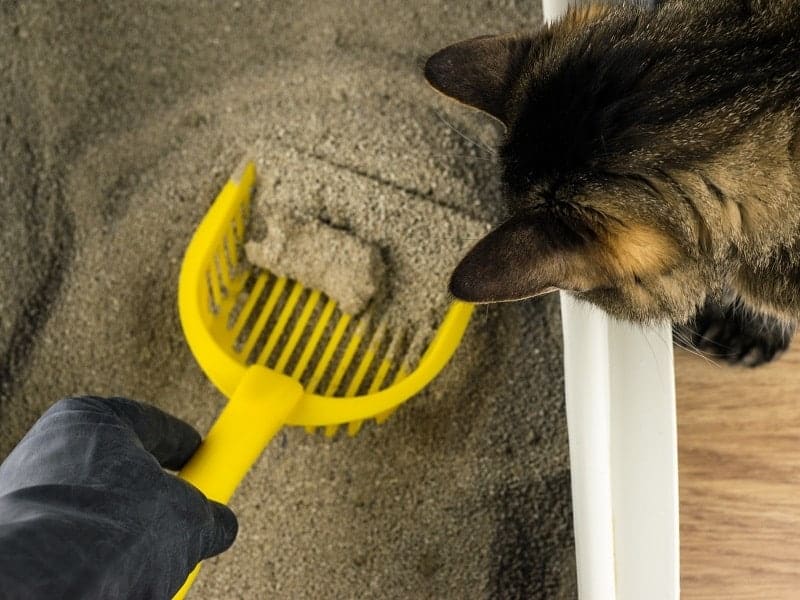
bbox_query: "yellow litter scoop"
[173,161,473,597]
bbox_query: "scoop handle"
[172,365,304,599]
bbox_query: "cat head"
[424,5,736,323]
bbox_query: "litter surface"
[0,2,576,598]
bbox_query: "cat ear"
[450,213,680,303]
[424,34,531,123]
[449,214,610,303]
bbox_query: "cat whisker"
[672,334,723,367]
[390,152,497,162]
[434,112,496,156]
[672,327,728,366]
[641,327,673,389]
[676,324,737,351]
[441,155,497,162]
[426,153,497,162]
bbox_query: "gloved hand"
[0,396,238,600]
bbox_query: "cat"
[425,0,800,366]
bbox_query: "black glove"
[0,396,238,600]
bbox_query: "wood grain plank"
[676,343,800,599]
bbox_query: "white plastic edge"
[560,293,679,600]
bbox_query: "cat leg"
[674,297,794,367]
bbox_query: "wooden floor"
[676,343,800,599]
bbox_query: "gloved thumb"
[198,499,239,560]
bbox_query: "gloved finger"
[99,397,202,470]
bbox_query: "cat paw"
[675,302,794,367]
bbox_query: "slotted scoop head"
[172,161,472,598]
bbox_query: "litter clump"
[243,157,493,341]
[245,212,385,316]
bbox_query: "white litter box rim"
[561,293,680,600]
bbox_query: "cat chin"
[573,287,697,325]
